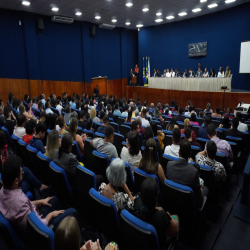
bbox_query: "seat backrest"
[215,152,229,174]
[18,139,30,167]
[36,152,52,185]
[71,141,82,162]
[212,120,220,128]
[27,212,54,250]
[216,129,224,139]
[92,150,110,180]
[89,188,121,243]
[120,125,131,137]
[75,166,96,228]
[77,127,83,135]
[162,154,178,173]
[84,129,95,139]
[163,134,173,148]
[113,132,125,157]
[196,137,209,150]
[162,180,195,231]
[51,107,60,116]
[0,212,25,250]
[191,145,201,160]
[124,162,135,192]
[11,134,20,156]
[120,209,160,250]
[49,161,74,208]
[192,126,200,138]
[95,132,105,138]
[83,139,94,168]
[26,145,39,176]
[32,108,41,118]
[110,122,119,133]
[117,116,125,127]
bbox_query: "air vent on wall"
[99,23,115,30]
[51,16,74,24]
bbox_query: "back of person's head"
[227,107,232,114]
[179,107,184,115]
[36,122,47,135]
[172,128,181,144]
[131,120,138,131]
[4,107,12,118]
[127,131,140,156]
[207,140,217,160]
[184,128,192,140]
[190,113,196,122]
[57,116,65,129]
[199,111,204,118]
[19,104,25,114]
[65,104,71,113]
[139,138,158,174]
[90,108,96,119]
[69,117,78,136]
[107,104,112,112]
[206,103,211,111]
[54,216,80,250]
[124,104,129,111]
[236,112,242,122]
[0,131,7,151]
[215,107,220,114]
[40,111,46,120]
[105,125,114,139]
[115,103,119,109]
[100,111,106,120]
[204,117,211,127]
[175,105,178,111]
[103,115,109,125]
[106,158,126,187]
[45,101,50,109]
[71,111,78,119]
[144,126,154,140]
[179,139,191,159]
[150,121,158,137]
[58,133,73,158]
[232,117,239,130]
[25,119,36,135]
[184,118,190,129]
[207,124,216,137]
[46,130,60,160]
[87,118,93,130]
[222,116,230,129]
[142,108,147,117]
[79,110,86,120]
[17,114,26,127]
[188,106,194,112]
[2,156,22,188]
[140,178,159,213]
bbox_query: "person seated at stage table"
[163,69,167,77]
[225,66,231,77]
[202,68,209,78]
[175,68,180,77]
[210,68,216,77]
[217,67,224,78]
[211,107,222,118]
[170,68,175,77]
[156,69,161,77]
[188,69,195,78]
[166,69,171,78]
[196,68,203,78]
[153,69,157,77]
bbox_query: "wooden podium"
[91,76,108,95]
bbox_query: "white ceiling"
[1,0,249,29]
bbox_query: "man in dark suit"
[188,69,195,78]
[166,139,205,208]
[176,107,185,122]
[156,69,161,77]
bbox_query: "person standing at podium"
[93,85,99,97]
[134,64,139,84]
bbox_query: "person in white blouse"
[203,68,209,78]
[163,69,167,77]
[217,67,224,78]
[170,68,175,77]
[166,69,171,78]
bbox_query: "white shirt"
[141,117,150,127]
[238,122,248,132]
[13,126,26,139]
[170,72,175,77]
[164,144,180,158]
[120,147,142,173]
[45,108,53,115]
[56,104,63,115]
[166,72,171,78]
[203,71,209,77]
[217,71,224,78]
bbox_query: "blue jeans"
[22,167,42,194]
[41,196,78,230]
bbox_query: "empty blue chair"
[0,212,25,250]
[120,124,131,137]
[89,188,121,244]
[36,152,52,185]
[113,132,125,157]
[120,209,160,250]
[92,150,110,180]
[71,141,82,162]
[84,129,95,139]
[27,212,54,250]
[49,161,74,208]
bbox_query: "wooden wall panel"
[92,77,107,95]
[85,82,93,96]
[122,78,128,98]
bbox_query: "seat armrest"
[198,196,207,211]
[49,224,54,230]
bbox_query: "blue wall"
[138,2,250,90]
[0,9,138,82]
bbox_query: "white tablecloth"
[148,77,231,92]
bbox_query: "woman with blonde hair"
[46,129,60,160]
[90,107,100,123]
[180,118,197,142]
[19,104,37,121]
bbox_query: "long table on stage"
[148,77,232,92]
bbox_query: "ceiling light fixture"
[142,8,149,12]
[155,19,163,22]
[125,22,131,25]
[200,0,207,2]
[126,3,133,7]
[95,16,101,19]
[178,12,187,16]
[111,19,117,23]
[52,7,59,11]
[156,12,162,16]
[192,8,201,12]
[75,12,82,16]
[208,3,218,8]
[22,1,30,6]
[166,15,174,19]
[225,0,236,3]
[136,24,143,27]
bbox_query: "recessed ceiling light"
[178,12,187,16]
[126,3,133,7]
[200,0,207,2]
[225,0,236,3]
[52,7,59,11]
[111,19,117,23]
[155,19,163,22]
[192,8,201,12]
[125,22,131,25]
[75,12,82,16]
[156,12,162,16]
[95,16,101,19]
[166,15,174,19]
[208,3,218,8]
[136,24,143,28]
[142,8,149,12]
[22,1,30,6]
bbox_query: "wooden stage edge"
[126,86,250,112]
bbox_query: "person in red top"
[23,119,36,145]
[134,64,139,73]
[222,107,233,119]
[181,118,197,142]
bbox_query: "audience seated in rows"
[30,122,47,154]
[211,107,222,118]
[90,107,100,123]
[97,115,109,134]
[198,117,211,140]
[57,115,68,136]
[164,128,181,158]
[151,121,165,149]
[46,129,60,160]
[190,113,200,127]
[13,114,26,139]
[4,106,16,136]
[23,119,36,145]
[141,108,150,127]
[184,128,201,149]
[181,119,196,142]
